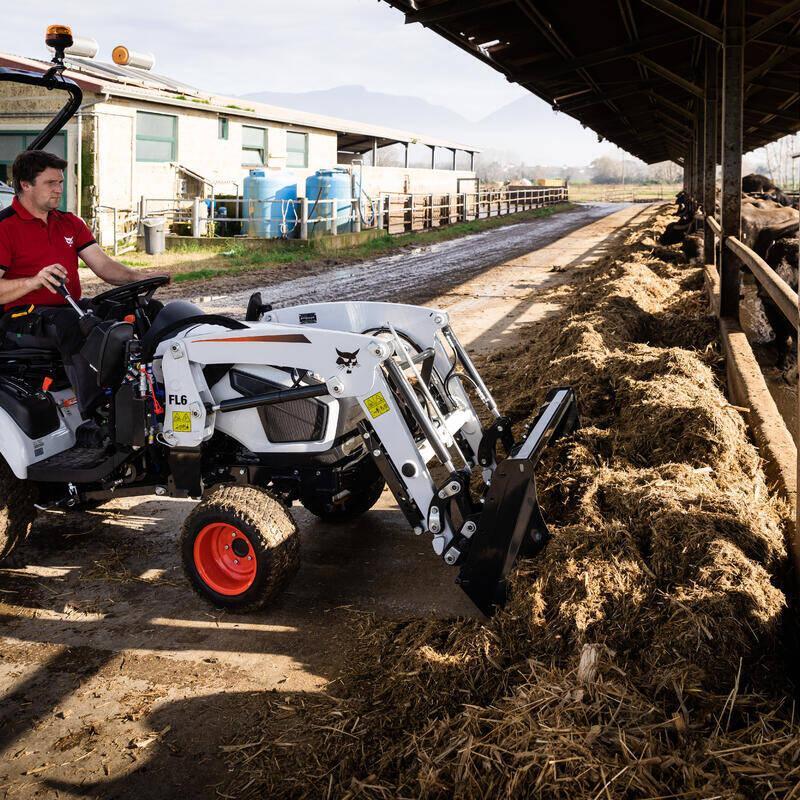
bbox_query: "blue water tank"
[306,168,352,236]
[243,169,299,238]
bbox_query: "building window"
[286,131,308,168]
[242,126,267,165]
[136,111,177,162]
[218,117,229,140]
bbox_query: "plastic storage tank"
[306,168,352,236]
[243,169,299,238]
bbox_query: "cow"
[739,196,798,254]
[660,190,696,244]
[759,234,799,367]
[742,173,792,207]
[737,196,799,367]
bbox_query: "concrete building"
[0,49,478,243]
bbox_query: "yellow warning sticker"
[364,391,390,419]
[172,411,192,432]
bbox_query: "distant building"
[0,49,478,243]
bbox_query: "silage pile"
[228,209,800,799]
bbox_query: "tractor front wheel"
[181,485,299,612]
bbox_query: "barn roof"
[379,0,800,164]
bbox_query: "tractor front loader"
[154,299,578,614]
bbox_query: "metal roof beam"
[513,30,694,82]
[754,31,800,50]
[648,91,694,119]
[747,0,800,43]
[653,108,693,133]
[514,0,641,134]
[632,54,704,97]
[744,101,799,123]
[555,82,651,112]
[640,0,722,42]
[404,0,512,26]
[749,73,800,93]
[746,118,800,138]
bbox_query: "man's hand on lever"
[33,263,68,295]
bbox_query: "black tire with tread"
[0,459,37,563]
[181,485,299,612]
[301,477,386,523]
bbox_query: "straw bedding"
[226,209,798,799]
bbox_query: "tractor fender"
[0,404,75,479]
[0,404,37,478]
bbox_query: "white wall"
[86,96,477,219]
[93,97,340,208]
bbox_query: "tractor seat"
[0,330,59,358]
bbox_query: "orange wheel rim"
[193,523,256,595]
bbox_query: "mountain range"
[241,85,616,166]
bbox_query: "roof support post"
[703,45,719,265]
[693,109,703,206]
[404,142,410,169]
[720,0,744,319]
[683,145,692,194]
[431,145,436,170]
[372,138,378,167]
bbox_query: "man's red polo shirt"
[0,196,95,310]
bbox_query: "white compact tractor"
[0,28,578,615]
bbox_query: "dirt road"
[191,202,623,314]
[0,202,660,799]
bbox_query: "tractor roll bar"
[0,66,83,152]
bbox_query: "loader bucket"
[457,387,579,616]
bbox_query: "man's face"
[22,167,63,212]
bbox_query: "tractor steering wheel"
[92,275,171,308]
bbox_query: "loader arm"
[156,302,578,615]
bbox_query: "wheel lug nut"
[234,559,239,565]
[224,545,229,550]
[247,556,252,561]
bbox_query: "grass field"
[569,183,681,202]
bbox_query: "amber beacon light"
[45,24,73,52]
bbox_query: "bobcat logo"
[336,348,360,373]
[64,236,74,246]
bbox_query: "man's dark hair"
[12,149,68,194]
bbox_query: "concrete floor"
[0,202,659,799]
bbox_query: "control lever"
[56,277,87,318]
[56,278,102,337]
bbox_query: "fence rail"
[134,185,569,243]
[704,211,799,328]
[92,205,138,255]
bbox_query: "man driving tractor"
[0,149,163,417]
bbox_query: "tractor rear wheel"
[301,476,386,523]
[0,460,37,563]
[181,485,299,612]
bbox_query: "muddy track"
[192,203,624,314]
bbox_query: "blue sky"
[3,1,529,120]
